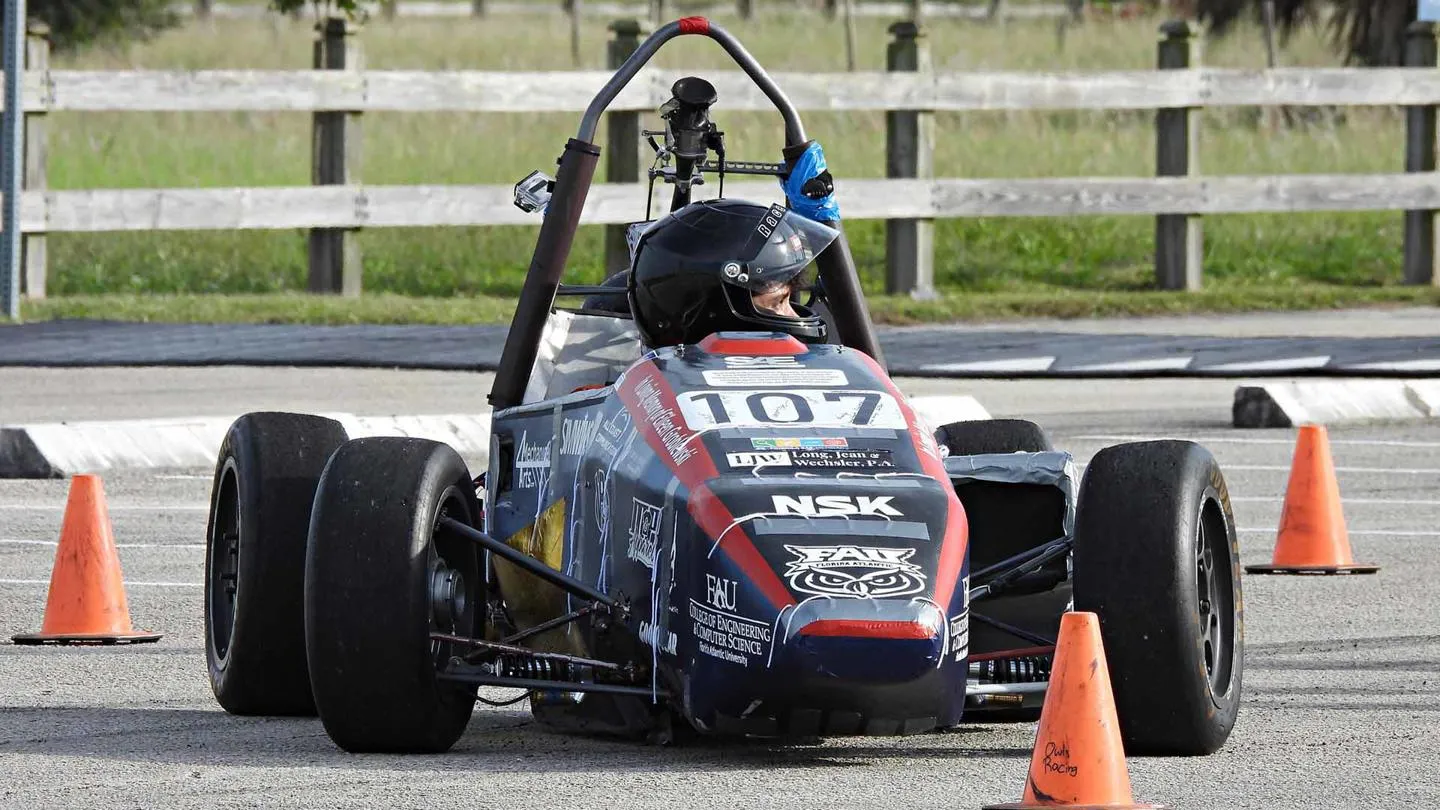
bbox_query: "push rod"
[436,516,618,609]
[436,671,666,699]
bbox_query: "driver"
[591,141,842,349]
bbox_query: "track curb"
[0,395,990,479]
[1233,380,1440,428]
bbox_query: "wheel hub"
[430,563,466,632]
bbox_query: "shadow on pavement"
[0,706,1032,772]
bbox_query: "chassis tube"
[488,138,601,410]
[815,225,887,368]
[578,19,806,148]
[437,516,617,609]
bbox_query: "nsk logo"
[771,495,902,517]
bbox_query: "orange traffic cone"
[1245,424,1379,575]
[983,612,1160,810]
[12,475,162,644]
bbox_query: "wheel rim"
[207,460,241,664]
[1196,494,1236,698]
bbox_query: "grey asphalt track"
[4,307,1440,376]
[2,368,1439,809]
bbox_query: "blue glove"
[781,140,840,223]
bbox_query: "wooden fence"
[6,17,1440,300]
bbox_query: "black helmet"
[626,198,838,348]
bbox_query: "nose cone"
[776,598,947,683]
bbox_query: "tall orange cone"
[12,475,162,644]
[983,612,1160,810]
[1245,424,1379,575]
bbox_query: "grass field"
[25,7,1431,323]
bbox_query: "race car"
[201,17,1243,757]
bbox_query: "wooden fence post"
[605,19,645,276]
[885,21,935,299]
[471,0,487,16]
[737,0,755,19]
[565,0,582,67]
[309,18,363,296]
[649,0,667,27]
[1404,21,1438,287]
[195,0,212,20]
[20,21,47,300]
[1154,20,1202,291]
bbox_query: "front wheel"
[1072,440,1243,756]
[305,437,483,753]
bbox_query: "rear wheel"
[1072,440,1243,756]
[204,412,348,716]
[937,419,1053,456]
[305,437,482,753]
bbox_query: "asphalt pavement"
[1,368,1438,808]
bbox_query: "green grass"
[24,11,1435,321]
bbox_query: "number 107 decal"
[676,389,907,430]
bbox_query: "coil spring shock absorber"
[970,655,1053,684]
[490,656,562,681]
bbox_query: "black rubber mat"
[2,319,1439,377]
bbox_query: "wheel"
[305,437,482,753]
[937,419,1053,455]
[204,412,349,716]
[1072,440,1243,756]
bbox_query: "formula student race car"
[201,18,1243,757]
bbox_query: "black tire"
[305,437,482,753]
[937,418,1053,455]
[204,412,349,716]
[1072,440,1243,756]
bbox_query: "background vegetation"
[25,3,1440,323]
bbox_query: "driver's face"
[752,283,797,318]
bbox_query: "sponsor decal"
[704,574,738,612]
[514,431,550,488]
[701,369,848,388]
[782,545,927,598]
[726,448,894,470]
[591,467,609,531]
[560,414,601,455]
[949,610,970,662]
[752,437,848,450]
[635,376,696,466]
[626,498,663,569]
[755,202,787,238]
[678,390,906,431]
[724,356,799,367]
[689,599,772,666]
[601,407,632,441]
[771,495,903,518]
[640,620,678,656]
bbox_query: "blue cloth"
[781,141,840,222]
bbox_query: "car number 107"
[676,389,907,430]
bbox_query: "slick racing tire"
[1072,440,1243,756]
[205,412,349,716]
[937,419,1053,456]
[305,437,482,754]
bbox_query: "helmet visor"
[726,205,840,293]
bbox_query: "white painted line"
[1069,433,1440,448]
[0,504,208,511]
[1231,496,1440,506]
[153,474,212,481]
[0,539,205,549]
[927,356,1057,373]
[1226,465,1440,474]
[1239,527,1440,537]
[0,578,201,587]
[1207,355,1333,372]
[1348,358,1440,372]
[1061,356,1194,372]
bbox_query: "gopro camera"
[514,170,555,214]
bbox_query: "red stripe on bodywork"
[799,619,939,640]
[854,351,970,612]
[618,360,796,611]
[677,16,710,34]
[698,333,806,356]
